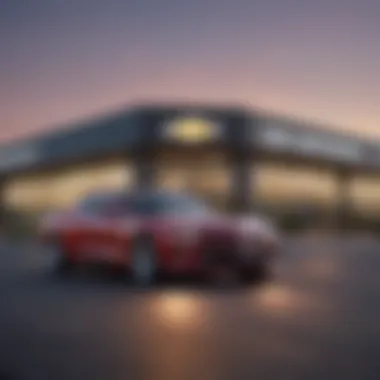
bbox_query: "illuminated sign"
[257,124,364,163]
[163,116,220,143]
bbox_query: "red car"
[40,190,280,286]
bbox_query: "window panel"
[349,176,380,215]
[4,158,135,213]
[253,163,339,208]
[156,151,232,207]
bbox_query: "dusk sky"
[2,0,380,142]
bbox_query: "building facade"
[1,104,380,228]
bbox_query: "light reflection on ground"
[143,290,211,331]
[2,237,380,380]
[301,254,340,279]
[254,283,314,313]
[135,291,217,380]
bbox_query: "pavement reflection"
[145,290,210,330]
[135,291,217,380]
[254,283,313,312]
[1,237,380,380]
[301,254,341,279]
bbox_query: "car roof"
[84,189,193,201]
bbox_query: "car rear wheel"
[204,252,242,288]
[130,237,158,287]
[50,244,75,276]
[209,264,241,288]
[243,260,271,284]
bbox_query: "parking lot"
[0,235,380,380]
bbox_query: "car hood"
[152,213,274,236]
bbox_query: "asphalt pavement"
[1,235,380,380]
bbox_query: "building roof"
[0,108,140,173]
[0,104,379,175]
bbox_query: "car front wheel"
[49,244,75,276]
[130,237,158,287]
[204,251,243,288]
[242,259,272,284]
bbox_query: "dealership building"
[1,103,380,227]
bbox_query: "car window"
[77,194,120,215]
[77,192,211,217]
[106,198,130,215]
[127,193,210,216]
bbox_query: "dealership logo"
[163,116,219,143]
[257,124,363,163]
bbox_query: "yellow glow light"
[165,117,218,143]
[149,291,209,330]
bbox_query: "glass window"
[349,176,380,216]
[77,192,132,216]
[77,194,117,215]
[4,158,135,213]
[156,151,232,210]
[253,162,339,208]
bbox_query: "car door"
[101,196,142,266]
[73,194,121,263]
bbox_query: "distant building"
[1,103,380,227]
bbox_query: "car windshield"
[127,192,211,216]
[77,193,119,214]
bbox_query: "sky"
[1,0,380,142]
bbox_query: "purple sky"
[2,0,380,142]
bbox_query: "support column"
[0,175,7,233]
[133,111,160,190]
[228,112,253,213]
[135,152,156,189]
[230,154,252,212]
[336,169,351,230]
